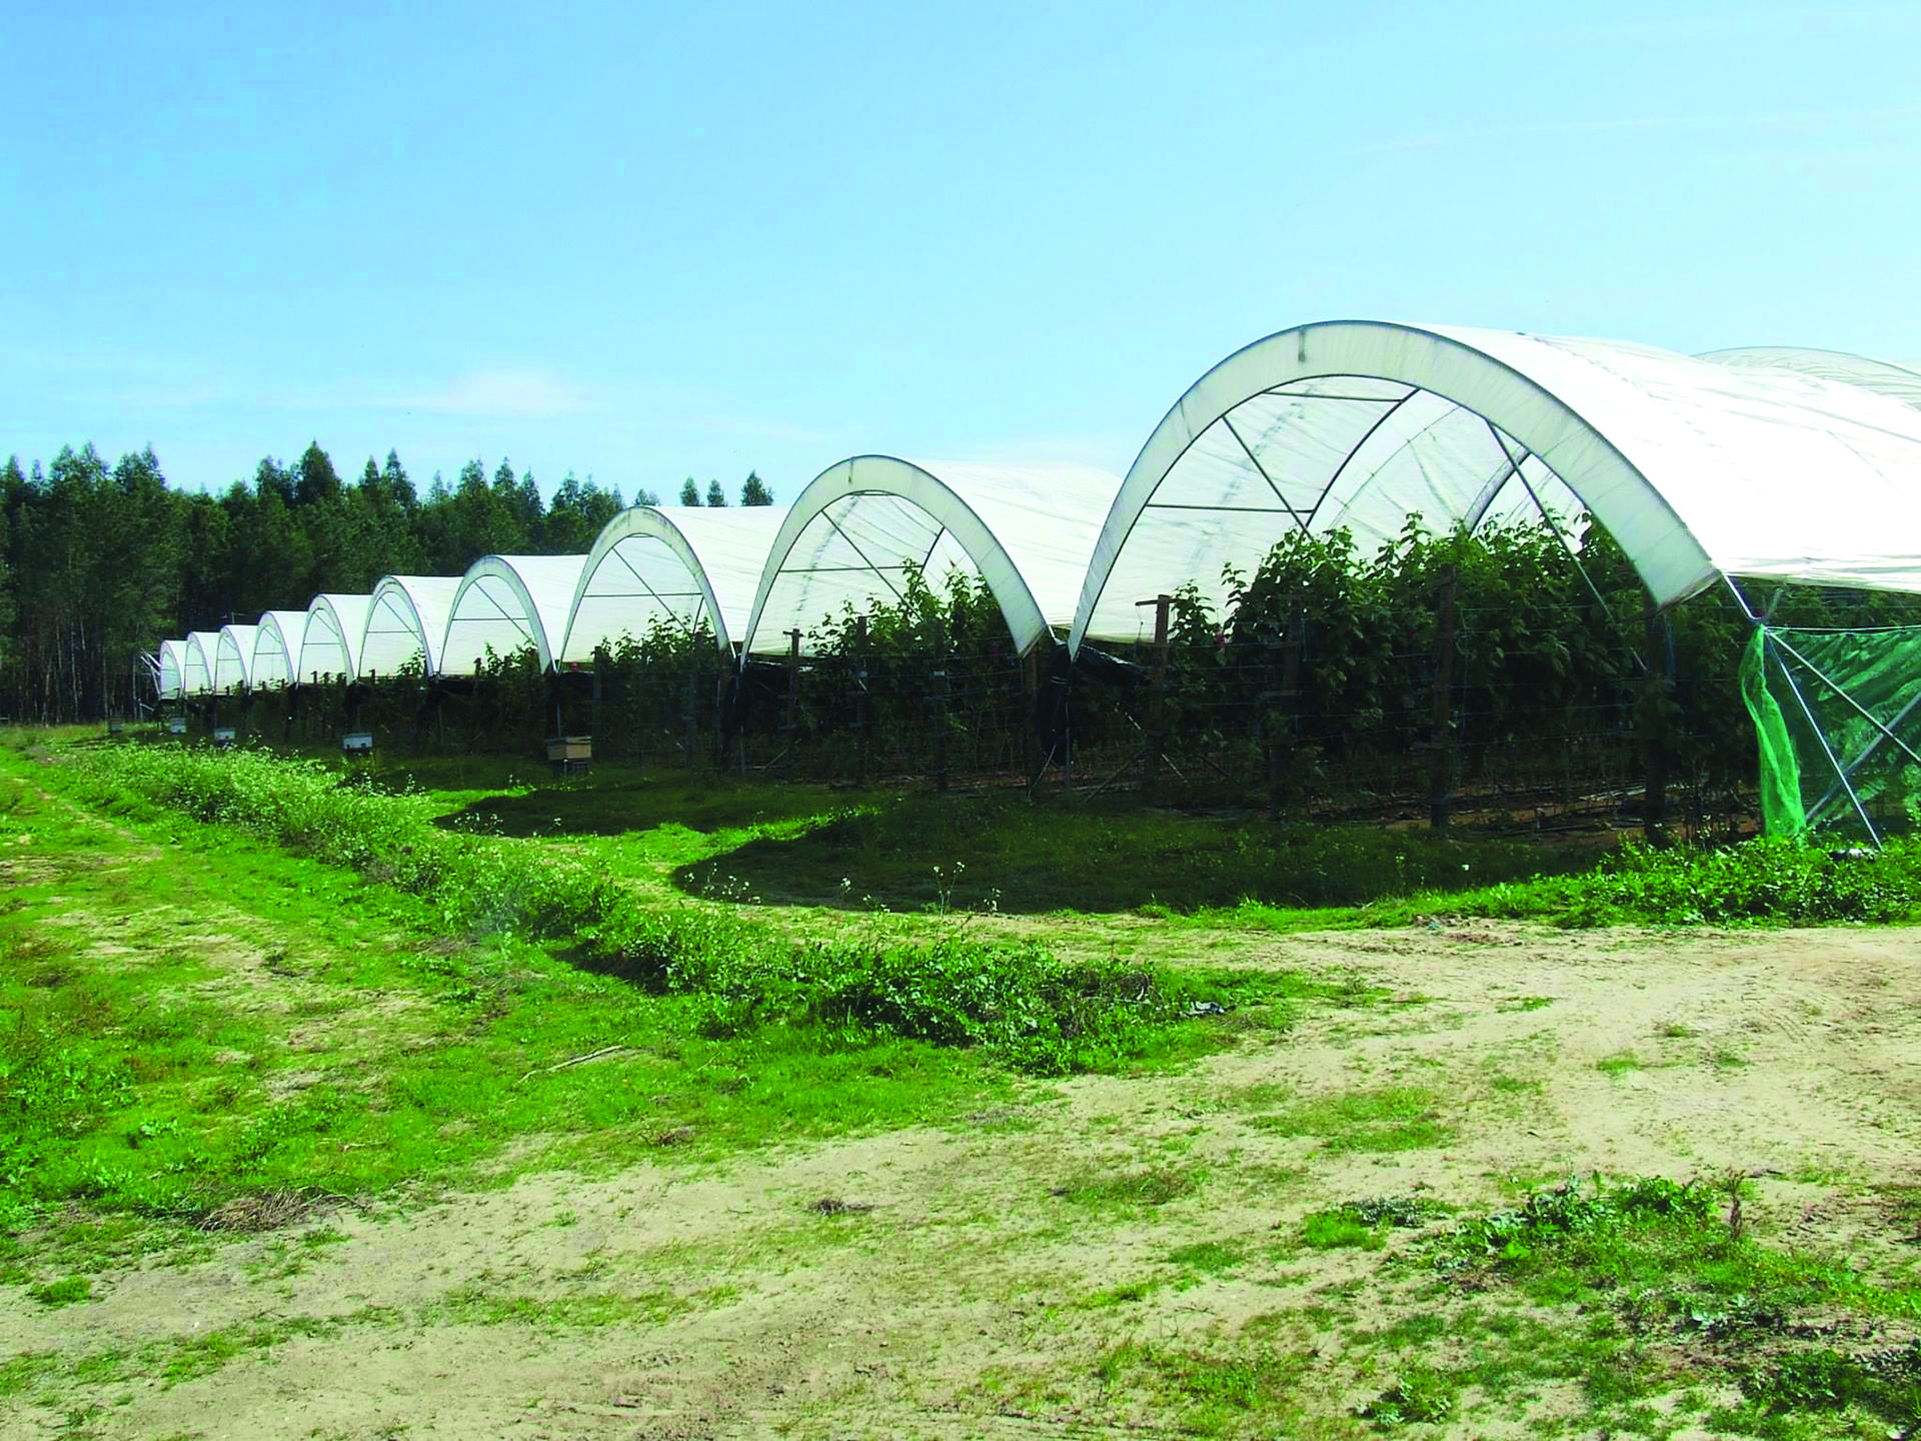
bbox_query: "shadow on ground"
[665,795,1599,916]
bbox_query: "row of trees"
[0,441,774,722]
[680,471,774,507]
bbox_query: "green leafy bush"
[1461,836,1921,926]
[1446,1174,1715,1268]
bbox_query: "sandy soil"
[5,919,1919,1440]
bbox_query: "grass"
[655,789,1588,915]
[430,1283,691,1329]
[1164,1239,1247,1276]
[9,728,1921,1438]
[1249,1086,1451,1153]
[1435,1174,1921,1435]
[72,726,1921,937]
[1052,1165,1205,1211]
[1092,1338,1308,1437]
[1299,1210,1387,1250]
[49,738,1301,1076]
[0,742,1234,1275]
[27,1275,92,1307]
[358,737,1921,935]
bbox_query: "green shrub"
[1460,836,1921,927]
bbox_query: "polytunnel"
[1070,319,1921,652]
[214,625,260,693]
[301,595,371,681]
[360,576,462,677]
[184,632,222,696]
[562,505,791,663]
[443,555,589,674]
[1698,346,1921,411]
[741,457,1122,658]
[155,639,196,700]
[249,611,310,688]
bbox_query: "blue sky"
[4,1,1917,502]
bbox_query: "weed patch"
[1299,1210,1386,1250]
[1164,1239,1247,1276]
[1439,1174,1921,1434]
[1251,1086,1450,1153]
[1094,1338,1306,1435]
[1053,1166,1204,1210]
[27,1275,91,1307]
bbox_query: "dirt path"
[6,920,1918,1439]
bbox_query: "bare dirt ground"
[6,919,1920,1440]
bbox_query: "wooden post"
[855,614,870,787]
[932,615,949,793]
[1643,608,1671,843]
[730,641,746,774]
[1429,564,1457,830]
[1139,594,1172,798]
[1269,602,1305,819]
[784,628,802,780]
[683,646,700,770]
[591,658,603,756]
[1022,637,1043,786]
[716,641,740,770]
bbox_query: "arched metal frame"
[561,506,791,662]
[156,639,192,700]
[183,632,221,696]
[250,610,309,688]
[742,455,1121,658]
[1071,319,1921,653]
[444,555,588,675]
[214,624,260,693]
[361,575,462,677]
[301,594,371,682]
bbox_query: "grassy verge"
[0,735,1301,1272]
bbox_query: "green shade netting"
[1739,628,1805,839]
[1740,624,1921,840]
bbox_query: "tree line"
[0,441,775,722]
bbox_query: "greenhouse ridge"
[152,319,1921,700]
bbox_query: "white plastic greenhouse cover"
[156,639,191,700]
[184,632,221,697]
[562,505,791,662]
[444,555,589,673]
[250,610,309,688]
[302,595,371,681]
[742,457,1122,658]
[1071,319,1921,653]
[1699,347,1921,412]
[214,625,260,693]
[361,576,461,677]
